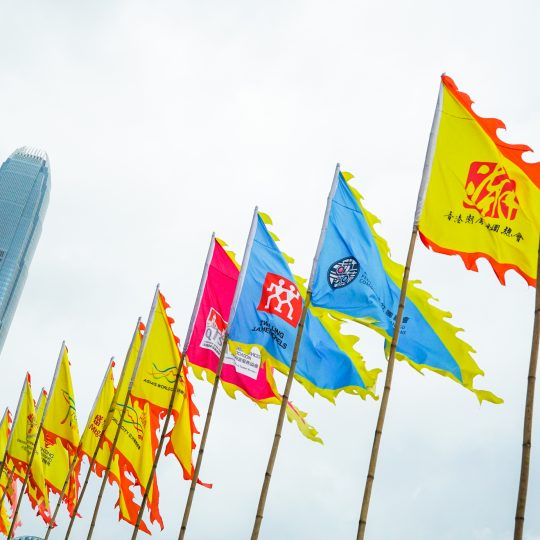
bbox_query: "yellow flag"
[90,324,163,532]
[130,292,184,412]
[43,346,80,453]
[164,364,199,481]
[418,75,540,286]
[106,398,162,532]
[6,378,50,521]
[0,409,11,535]
[80,360,116,461]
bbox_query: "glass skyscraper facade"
[0,147,50,354]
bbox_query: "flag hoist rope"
[250,164,341,540]
[43,356,114,540]
[8,342,66,539]
[178,213,259,540]
[130,234,217,540]
[356,82,443,540]
[514,239,540,540]
[85,287,160,540]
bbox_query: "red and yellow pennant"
[418,74,540,286]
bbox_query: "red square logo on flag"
[257,272,303,328]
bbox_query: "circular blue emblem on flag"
[327,257,359,289]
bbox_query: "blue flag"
[310,169,502,404]
[228,212,379,401]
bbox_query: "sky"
[1,0,540,538]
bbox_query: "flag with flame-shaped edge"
[186,238,281,407]
[6,377,50,524]
[91,324,163,534]
[130,291,201,487]
[79,360,115,463]
[228,213,380,406]
[418,74,540,286]
[184,236,323,443]
[310,169,502,403]
[41,347,81,517]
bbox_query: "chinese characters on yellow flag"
[418,74,540,285]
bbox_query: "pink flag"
[187,239,281,406]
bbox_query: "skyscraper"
[0,147,50,354]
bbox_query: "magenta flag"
[186,238,281,405]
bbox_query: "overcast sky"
[1,1,540,539]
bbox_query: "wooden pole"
[9,343,66,539]
[514,239,540,539]
[131,236,216,540]
[249,165,342,539]
[178,333,229,540]
[250,292,311,540]
[86,288,159,540]
[178,214,259,540]
[356,81,442,540]
[44,451,80,539]
[356,228,418,540]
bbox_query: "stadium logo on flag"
[257,272,302,328]
[463,161,520,220]
[328,257,359,289]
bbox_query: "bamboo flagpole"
[65,330,140,539]
[85,287,160,540]
[356,82,443,540]
[9,342,67,539]
[130,234,217,539]
[514,239,540,539]
[43,356,115,540]
[249,164,340,539]
[178,212,259,540]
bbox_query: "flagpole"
[65,331,140,540]
[249,164,340,539]
[86,286,160,540]
[9,342,67,539]
[356,83,443,540]
[514,239,540,539]
[130,234,217,540]
[178,212,259,540]
[44,357,115,540]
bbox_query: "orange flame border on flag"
[419,75,540,286]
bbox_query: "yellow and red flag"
[80,360,116,463]
[90,324,163,533]
[418,74,540,286]
[41,346,81,517]
[131,292,185,413]
[131,291,199,482]
[43,346,80,453]
[6,376,50,522]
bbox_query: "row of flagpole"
[0,74,538,540]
